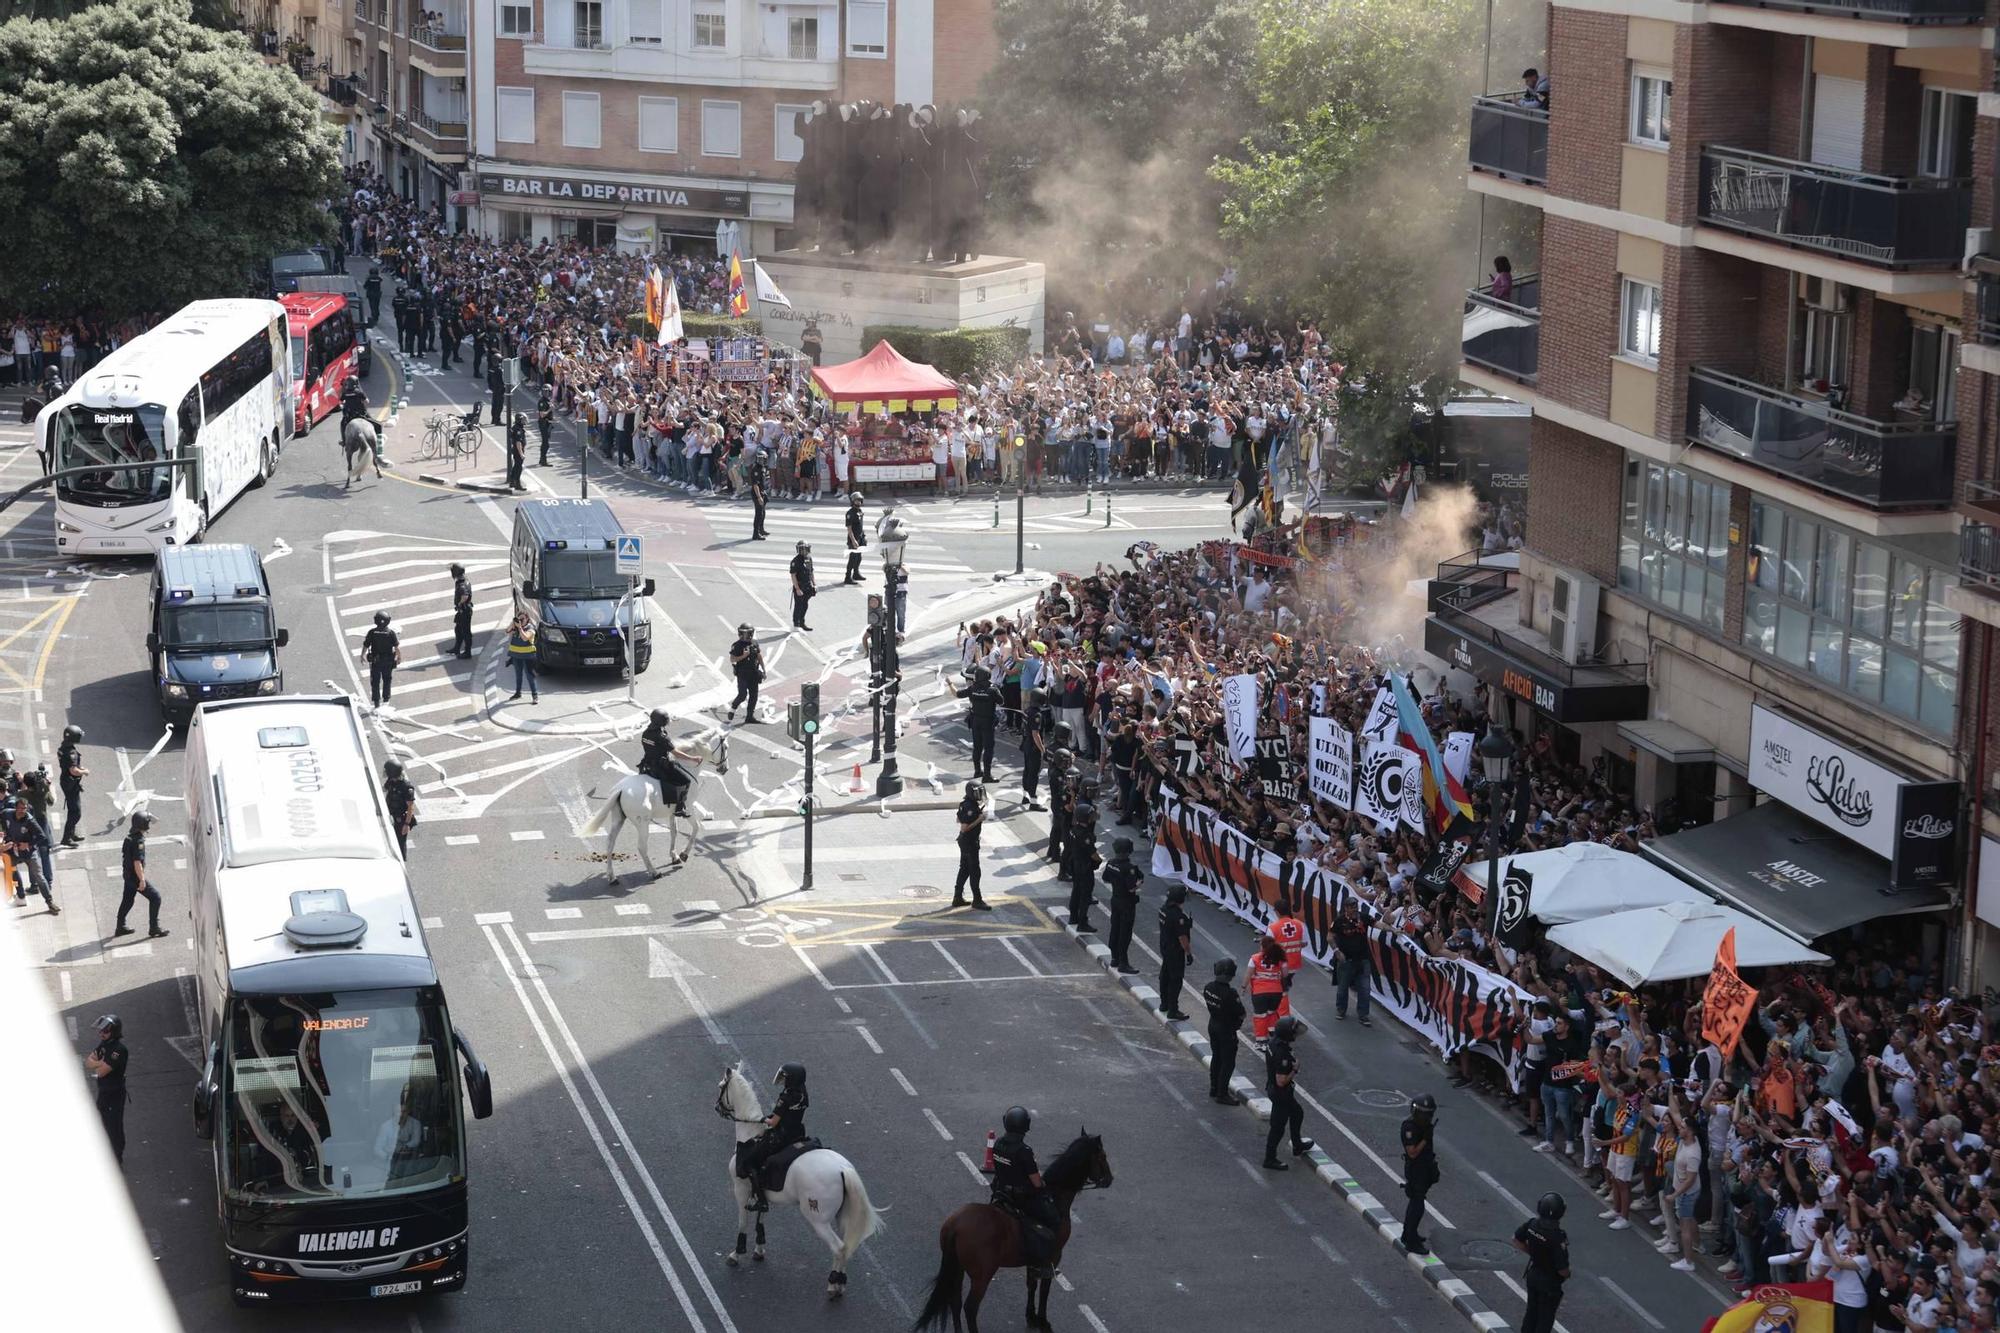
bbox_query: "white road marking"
[955,1150,986,1184]
[1494,1272,1571,1333]
[546,907,582,919]
[1600,1276,1666,1329]
[854,1025,883,1054]
[1311,1233,1346,1265]
[1476,1168,1533,1219]
[615,903,653,916]
[445,834,479,846]
[509,829,546,842]
[1079,1305,1110,1333]
[922,1107,953,1142]
[472,911,512,925]
[858,941,900,984]
[421,916,443,928]
[997,935,1043,977]
[890,1067,917,1096]
[931,940,976,982]
[59,970,71,1002]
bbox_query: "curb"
[1046,905,1516,1333]
[418,473,514,495]
[746,795,960,818]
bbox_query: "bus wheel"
[253,440,274,489]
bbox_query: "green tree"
[0,0,341,317]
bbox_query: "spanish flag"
[1701,1281,1835,1333]
[728,253,749,318]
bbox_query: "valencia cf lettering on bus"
[297,1226,399,1254]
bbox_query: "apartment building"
[1440,0,2000,978]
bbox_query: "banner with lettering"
[1221,672,1259,762]
[1255,735,1296,803]
[1442,731,1474,785]
[1700,928,1758,1062]
[1359,685,1398,745]
[1150,790,1531,1088]
[1307,717,1352,810]
[1354,740,1416,833]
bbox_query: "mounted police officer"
[383,759,417,858]
[638,709,689,811]
[736,1063,810,1212]
[1103,837,1142,973]
[952,781,991,910]
[1513,1192,1571,1333]
[1203,959,1247,1104]
[1261,1014,1314,1169]
[990,1105,1057,1273]
[1065,785,1100,929]
[958,666,1000,781]
[747,449,771,540]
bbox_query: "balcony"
[321,72,363,107]
[1975,257,2000,347]
[1711,0,1984,23]
[1697,146,1970,270]
[410,108,468,149]
[1468,96,1548,186]
[1461,275,1540,385]
[410,22,466,53]
[1965,483,2000,590]
[1687,367,1957,509]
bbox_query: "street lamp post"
[867,593,885,764]
[876,531,907,798]
[1478,723,1517,933]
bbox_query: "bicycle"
[445,413,484,466]
[419,411,454,460]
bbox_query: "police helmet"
[1273,1014,1304,1042]
[1071,800,1096,823]
[1051,721,1074,746]
[94,1013,122,1040]
[973,666,992,686]
[373,611,391,627]
[775,1062,807,1089]
[1078,776,1100,798]
[849,491,863,506]
[448,562,465,578]
[965,780,984,800]
[738,623,753,637]
[1213,958,1237,980]
[1537,1191,1566,1222]
[1112,837,1134,857]
[1052,747,1075,768]
[1410,1093,1437,1119]
[384,759,405,779]
[1002,1105,1031,1135]
[0,748,15,766]
[62,725,83,743]
[796,540,811,553]
[1166,884,1187,903]
[130,811,154,833]
[649,708,670,729]
[1029,687,1050,706]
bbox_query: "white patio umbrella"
[1459,842,1707,925]
[1545,899,1829,988]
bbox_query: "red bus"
[280,292,360,435]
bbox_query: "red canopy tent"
[809,340,960,413]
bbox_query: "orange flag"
[1700,927,1758,1061]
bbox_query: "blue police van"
[147,544,289,722]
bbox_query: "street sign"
[615,534,643,576]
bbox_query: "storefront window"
[1618,460,1726,630]
[1741,499,1958,734]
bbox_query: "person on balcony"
[1491,256,1514,303]
[1517,68,1550,111]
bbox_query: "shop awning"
[1547,900,1829,986]
[810,340,959,413]
[1616,718,1716,767]
[1455,842,1708,922]
[1640,801,1951,945]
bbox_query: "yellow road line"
[30,594,78,690]
[0,597,67,691]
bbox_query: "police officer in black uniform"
[746,449,772,539]
[363,265,383,327]
[1513,1192,1571,1333]
[638,708,675,791]
[1020,687,1050,810]
[383,759,417,858]
[361,610,400,709]
[1045,742,1075,872]
[736,1063,810,1212]
[536,387,555,465]
[1399,1093,1440,1253]
[416,286,435,355]
[842,492,866,584]
[339,377,372,429]
[727,624,765,723]
[1102,837,1142,974]
[392,285,412,354]
[1065,789,1100,929]
[438,289,461,370]
[449,562,475,659]
[951,781,991,910]
[1157,884,1193,1020]
[957,666,1000,780]
[85,1013,130,1165]
[114,812,165,939]
[486,358,508,426]
[1261,1014,1314,1169]
[56,722,86,847]
[788,541,816,631]
[1203,959,1247,1104]
[506,411,529,490]
[990,1105,1056,1270]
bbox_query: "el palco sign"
[475,172,749,216]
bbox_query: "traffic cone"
[981,1130,996,1173]
[849,762,864,794]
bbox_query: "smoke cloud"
[1320,486,1482,656]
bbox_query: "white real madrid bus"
[183,695,493,1307]
[39,299,291,555]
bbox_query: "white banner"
[1308,717,1353,810]
[1354,740,1415,833]
[1221,672,1259,762]
[1443,731,1474,786]
[1359,684,1398,745]
[1310,682,1327,716]
[1748,703,1900,859]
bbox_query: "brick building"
[1442,0,2000,979]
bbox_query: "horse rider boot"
[990,1105,1058,1274]
[736,1063,809,1212]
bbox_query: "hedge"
[858,325,1031,382]
[623,312,764,339]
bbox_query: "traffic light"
[800,682,820,737]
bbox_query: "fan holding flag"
[727,253,749,318]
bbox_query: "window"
[773,103,809,162]
[701,99,740,157]
[573,0,603,47]
[1629,69,1671,146]
[563,91,601,149]
[200,330,277,420]
[1905,322,1960,423]
[496,86,535,143]
[1618,460,1728,631]
[1619,278,1661,363]
[1742,499,1958,733]
[1796,279,1852,391]
[1919,87,1975,180]
[627,0,662,43]
[787,13,818,59]
[692,0,725,48]
[637,96,678,152]
[497,210,531,242]
[499,1,531,36]
[846,0,885,55]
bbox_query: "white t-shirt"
[1829,1249,1870,1309]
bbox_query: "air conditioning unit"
[1967,226,1992,270]
[1800,275,1849,310]
[1548,571,1601,665]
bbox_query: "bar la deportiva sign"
[475,172,750,216]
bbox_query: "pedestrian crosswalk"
[703,500,980,582]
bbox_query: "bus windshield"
[162,605,272,649]
[222,989,463,1203]
[288,334,307,383]
[540,551,627,600]
[52,404,173,506]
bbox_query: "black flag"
[1492,862,1534,950]
[1415,815,1479,900]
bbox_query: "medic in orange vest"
[1269,899,1306,993]
[1248,937,1289,1042]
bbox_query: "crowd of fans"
[952,525,1978,1329]
[3,316,159,391]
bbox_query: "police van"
[147,544,289,722]
[510,499,655,674]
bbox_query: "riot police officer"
[842,491,867,584]
[1065,790,1100,929]
[1399,1093,1440,1254]
[1021,687,1050,810]
[727,625,765,723]
[363,265,383,326]
[383,759,417,858]
[788,541,816,631]
[736,1063,810,1212]
[639,709,675,790]
[1157,884,1193,1020]
[747,449,771,540]
[391,285,412,354]
[449,562,475,659]
[1513,1192,1571,1333]
[1261,1014,1313,1169]
[85,1013,130,1165]
[536,387,555,465]
[951,781,991,910]
[360,610,400,709]
[957,666,1000,781]
[1046,743,1075,872]
[990,1106,1056,1271]
[1102,837,1142,973]
[114,811,164,939]
[56,723,86,847]
[1203,959,1247,1104]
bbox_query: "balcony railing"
[1461,275,1540,384]
[1697,146,1970,270]
[1468,96,1549,186]
[1712,0,1985,24]
[1976,256,2000,347]
[410,22,466,52]
[1962,505,2000,591]
[410,108,468,144]
[1687,367,1957,509]
[321,73,363,106]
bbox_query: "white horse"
[578,734,724,883]
[342,418,383,489]
[716,1064,882,1296]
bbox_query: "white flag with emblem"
[753,262,792,309]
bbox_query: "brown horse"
[911,1133,1112,1333]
